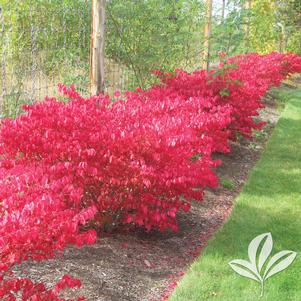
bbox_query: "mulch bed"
[13,94,282,301]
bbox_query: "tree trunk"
[202,0,213,71]
[90,0,106,95]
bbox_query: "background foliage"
[0,0,301,118]
[106,0,205,88]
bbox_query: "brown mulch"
[13,94,282,301]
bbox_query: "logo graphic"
[229,232,297,297]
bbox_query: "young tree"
[90,0,106,95]
[276,0,301,54]
[202,0,213,70]
[249,0,278,53]
[106,0,204,88]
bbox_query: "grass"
[220,178,235,190]
[169,88,301,301]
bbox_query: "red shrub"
[0,85,232,233]
[0,52,300,299]
[151,52,301,138]
[0,274,83,301]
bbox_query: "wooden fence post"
[90,0,106,95]
[202,0,213,71]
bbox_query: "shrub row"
[0,52,300,300]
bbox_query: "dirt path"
[13,93,282,301]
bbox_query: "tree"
[90,0,106,95]
[276,0,301,54]
[249,0,278,53]
[106,0,205,88]
[202,0,213,70]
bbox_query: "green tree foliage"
[247,0,301,54]
[210,1,246,59]
[249,0,278,53]
[276,0,301,54]
[0,0,300,101]
[106,0,205,88]
[0,0,90,75]
[1,0,205,92]
[210,0,301,58]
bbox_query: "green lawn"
[169,88,301,301]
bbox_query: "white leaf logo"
[229,259,261,282]
[229,232,297,297]
[263,250,297,280]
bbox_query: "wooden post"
[90,0,106,95]
[202,0,213,71]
